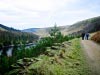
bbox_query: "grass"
[8,38,90,75]
[64,39,90,75]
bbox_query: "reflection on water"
[0,50,2,55]
[0,43,36,57]
[6,47,13,57]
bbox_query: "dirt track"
[81,40,100,75]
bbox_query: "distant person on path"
[81,32,85,40]
[85,33,90,40]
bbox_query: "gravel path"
[81,40,100,75]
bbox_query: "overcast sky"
[0,0,100,30]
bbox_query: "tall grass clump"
[91,31,100,43]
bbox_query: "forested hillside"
[0,24,20,32]
[0,24,39,47]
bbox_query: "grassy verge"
[8,38,90,75]
[63,38,90,75]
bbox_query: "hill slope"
[23,16,100,37]
[65,16,100,34]
[8,39,90,75]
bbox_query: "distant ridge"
[22,28,40,32]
